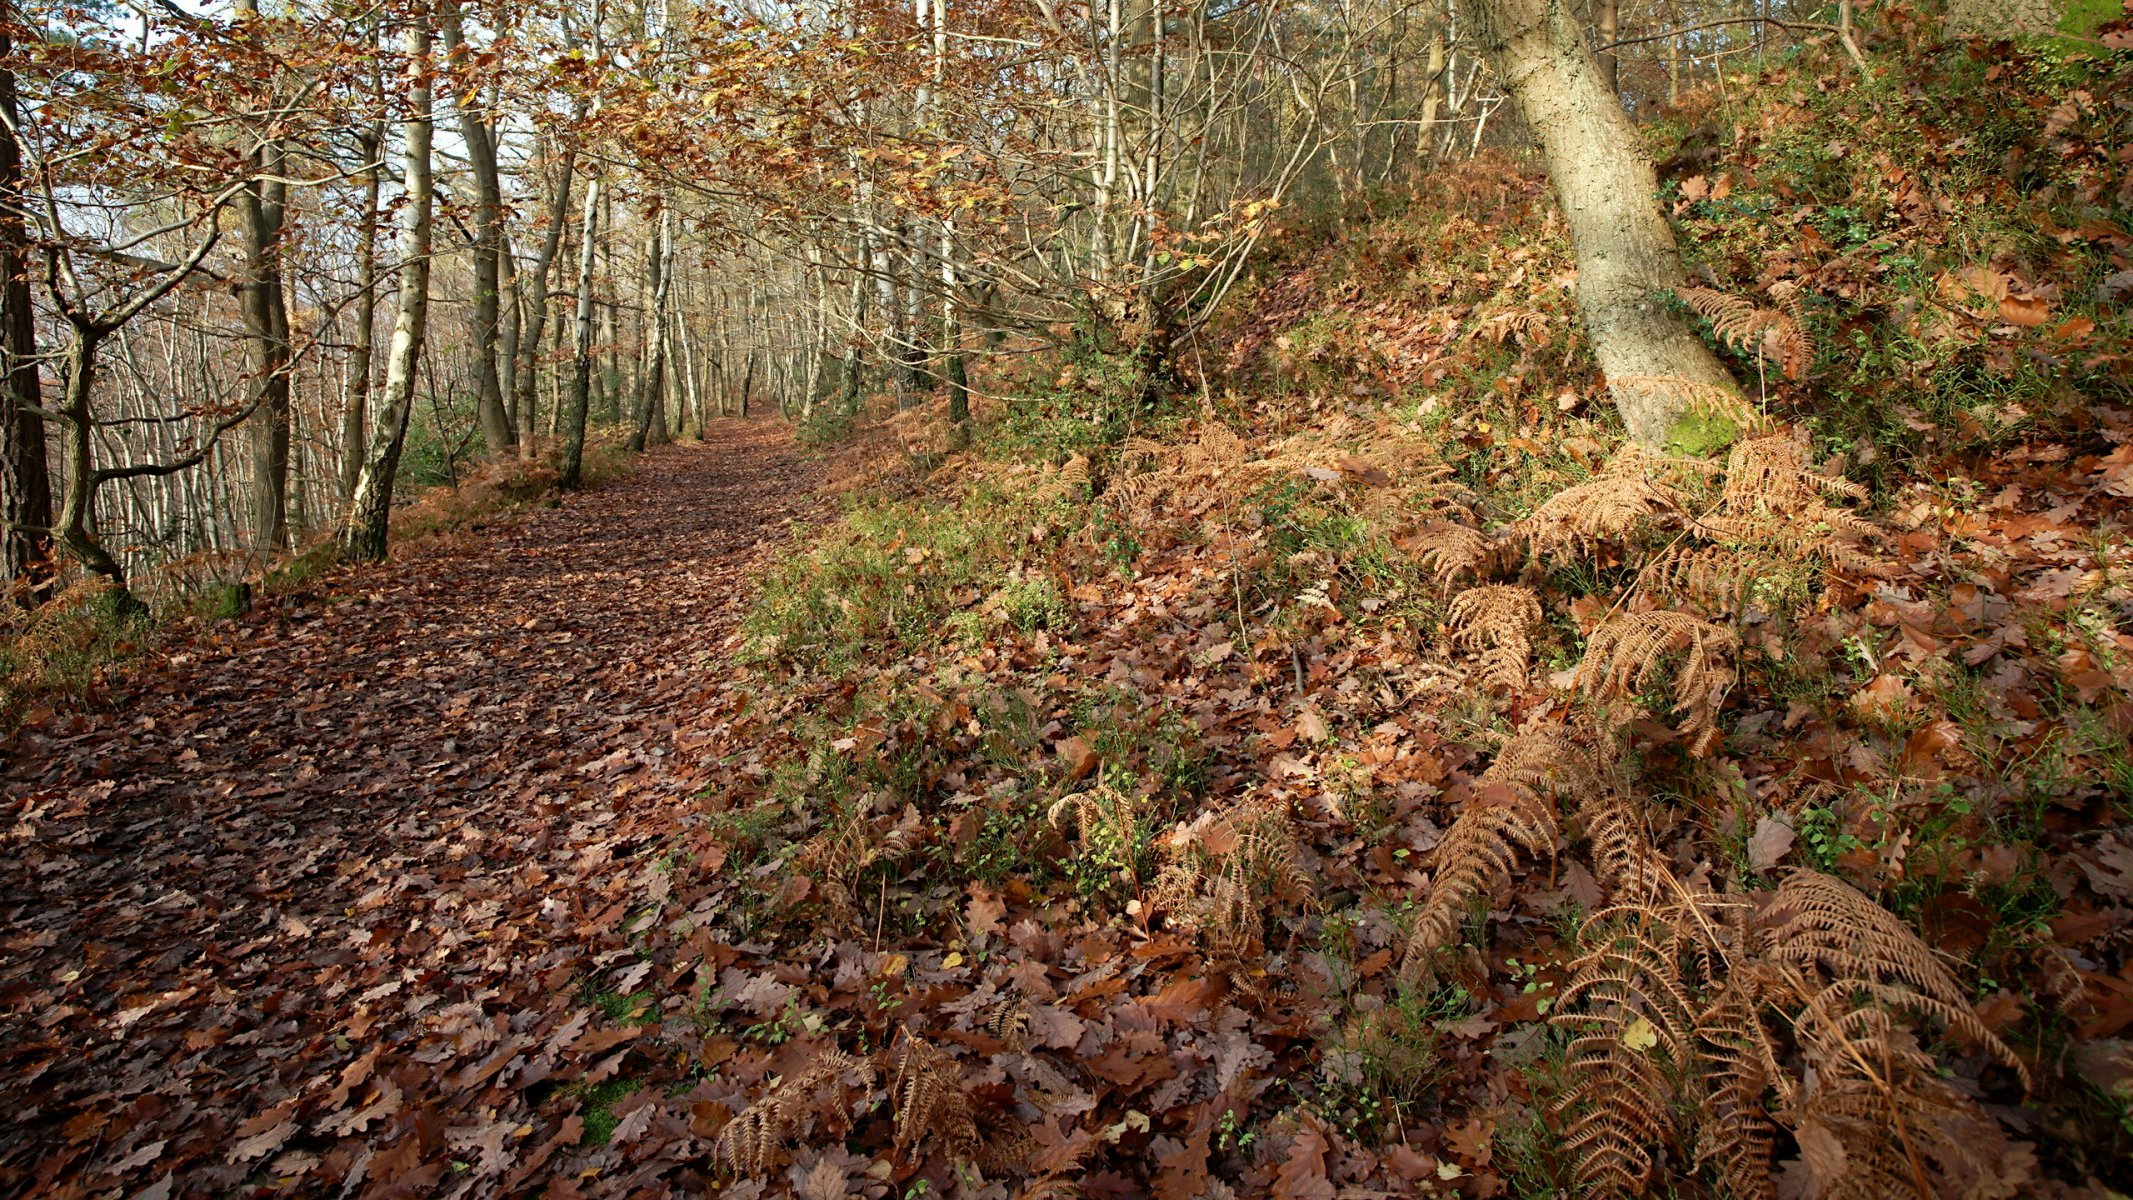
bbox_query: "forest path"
[0,419,819,1198]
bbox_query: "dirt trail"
[0,420,818,1198]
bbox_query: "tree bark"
[0,13,52,595]
[231,0,293,550]
[1471,0,1741,452]
[339,6,436,561]
[628,208,673,451]
[341,113,385,501]
[514,140,575,456]
[441,1,514,455]
[558,175,601,489]
[1944,0,2060,37]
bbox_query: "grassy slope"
[600,23,2133,1199]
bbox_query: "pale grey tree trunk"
[341,112,384,501]
[1472,0,1741,452]
[339,8,435,561]
[514,139,575,456]
[1945,0,2059,37]
[441,1,513,456]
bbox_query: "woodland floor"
[0,419,820,1198]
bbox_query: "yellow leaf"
[1622,1015,1659,1052]
[941,952,965,970]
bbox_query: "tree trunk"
[441,1,513,456]
[514,141,575,456]
[1594,0,1619,98]
[558,176,601,489]
[1472,0,1740,453]
[1944,0,2060,37]
[50,325,132,597]
[628,209,674,451]
[498,226,520,429]
[0,15,52,596]
[232,0,292,551]
[339,7,435,561]
[341,115,385,501]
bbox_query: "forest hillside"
[3,1,2132,1199]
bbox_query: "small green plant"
[572,1079,641,1146]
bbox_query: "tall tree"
[441,0,514,455]
[0,1,51,595]
[340,3,436,561]
[234,0,295,548]
[558,174,602,488]
[1470,0,1741,452]
[341,104,387,501]
[513,135,576,455]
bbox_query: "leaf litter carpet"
[0,421,819,1198]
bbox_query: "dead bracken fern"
[889,1030,980,1163]
[1444,584,1544,691]
[790,803,926,929]
[1682,283,1813,380]
[1691,982,1781,1200]
[1552,923,1702,1196]
[1756,869,2028,1088]
[712,1050,878,1175]
[1515,444,1708,561]
[1704,429,1881,574]
[1399,727,1596,978]
[1575,610,1738,756]
[1404,519,1497,587]
[1148,795,1310,979]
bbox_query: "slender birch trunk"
[339,6,436,560]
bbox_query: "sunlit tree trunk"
[341,111,384,501]
[442,0,513,455]
[1945,0,2060,37]
[628,208,673,451]
[558,175,602,488]
[1472,0,1741,452]
[514,138,575,456]
[340,5,436,560]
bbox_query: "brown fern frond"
[985,994,1031,1053]
[1575,610,1738,756]
[1683,285,1814,381]
[713,1051,878,1176]
[1641,543,1775,615]
[1055,453,1090,496]
[1550,921,1698,1197]
[1692,983,1778,1200]
[1405,520,1496,587]
[1149,795,1307,979]
[1702,429,1884,576]
[1470,307,1553,346]
[1757,870,2029,1088]
[1445,584,1544,691]
[1721,428,1867,516]
[792,804,928,930]
[1792,1008,2029,1200]
[1398,728,1593,977]
[1515,444,1706,561]
[1558,1035,1675,1197]
[1118,436,1165,472]
[975,1119,1040,1177]
[1575,789,1678,905]
[889,1030,980,1162]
